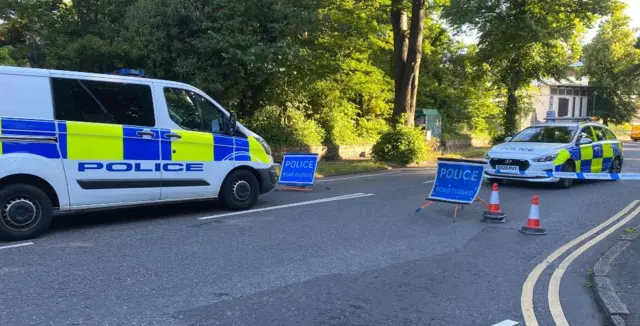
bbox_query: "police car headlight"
[484,153,491,160]
[532,152,558,162]
[257,138,272,156]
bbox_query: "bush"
[245,106,325,147]
[372,126,427,165]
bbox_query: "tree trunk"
[504,89,518,136]
[391,0,408,123]
[602,116,609,125]
[391,0,426,127]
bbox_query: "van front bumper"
[257,165,278,194]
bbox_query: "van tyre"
[220,170,259,211]
[0,184,53,241]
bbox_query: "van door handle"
[165,133,182,139]
[136,130,156,137]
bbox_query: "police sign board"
[546,110,556,122]
[278,153,319,187]
[428,158,486,204]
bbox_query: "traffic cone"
[482,183,506,223]
[520,196,547,235]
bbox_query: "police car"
[484,117,623,189]
[0,66,277,241]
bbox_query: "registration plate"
[496,165,519,173]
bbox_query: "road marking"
[521,200,639,326]
[0,242,34,251]
[423,179,435,184]
[198,193,375,220]
[492,320,519,326]
[548,203,640,325]
[315,172,397,183]
[625,158,640,161]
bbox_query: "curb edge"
[592,229,639,326]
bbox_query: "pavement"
[1,143,640,325]
[601,226,640,326]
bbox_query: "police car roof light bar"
[543,117,596,122]
[108,69,145,77]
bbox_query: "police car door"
[51,75,162,207]
[155,84,234,200]
[591,125,615,172]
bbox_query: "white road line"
[548,203,640,326]
[625,158,640,161]
[198,193,375,220]
[521,200,639,326]
[315,172,397,183]
[0,242,34,251]
[423,179,435,184]
[491,320,519,326]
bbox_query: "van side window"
[164,87,226,134]
[52,78,155,127]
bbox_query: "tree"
[390,0,426,127]
[444,0,610,135]
[583,1,640,125]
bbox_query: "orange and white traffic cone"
[482,183,506,223]
[520,195,547,235]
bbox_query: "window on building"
[551,88,558,95]
[558,98,569,117]
[52,78,155,127]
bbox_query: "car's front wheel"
[558,161,575,189]
[220,169,260,211]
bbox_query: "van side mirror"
[227,112,238,135]
[504,136,513,142]
[578,137,593,145]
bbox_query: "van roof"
[0,66,193,89]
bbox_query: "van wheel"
[220,170,259,211]
[0,184,53,241]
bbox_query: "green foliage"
[0,47,15,66]
[583,1,640,125]
[245,106,325,147]
[444,0,612,135]
[372,126,427,164]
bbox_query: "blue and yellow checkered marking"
[1,118,271,163]
[0,118,59,159]
[553,141,622,173]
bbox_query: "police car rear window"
[52,78,155,127]
[510,126,577,143]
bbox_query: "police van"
[0,66,277,241]
[484,117,624,188]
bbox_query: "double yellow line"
[521,200,640,326]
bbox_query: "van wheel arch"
[219,166,261,211]
[0,174,60,209]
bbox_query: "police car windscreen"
[510,126,577,143]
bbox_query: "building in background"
[522,62,596,128]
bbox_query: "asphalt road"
[2,143,640,326]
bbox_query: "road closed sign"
[278,153,320,187]
[428,158,486,204]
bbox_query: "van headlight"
[257,138,272,156]
[532,152,558,162]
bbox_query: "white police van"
[0,66,277,241]
[484,117,623,188]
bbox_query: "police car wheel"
[610,157,622,174]
[220,170,259,211]
[0,184,53,241]
[558,161,575,189]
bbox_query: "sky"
[459,0,640,45]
